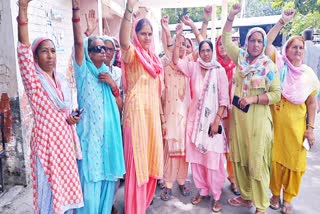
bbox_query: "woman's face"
[34,40,56,73]
[286,39,304,65]
[88,39,107,66]
[185,39,193,55]
[218,40,227,56]
[103,41,116,66]
[137,24,153,51]
[247,32,264,58]
[199,42,213,63]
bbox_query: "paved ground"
[1,116,320,214]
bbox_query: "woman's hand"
[98,72,116,87]
[203,5,212,21]
[176,23,184,36]
[208,122,219,137]
[72,0,80,8]
[281,9,296,23]
[304,128,315,148]
[85,9,98,36]
[127,0,139,11]
[239,96,256,109]
[229,3,241,19]
[161,16,170,29]
[66,115,80,125]
[17,0,32,8]
[181,15,194,28]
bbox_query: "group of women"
[16,0,318,213]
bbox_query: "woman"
[266,9,319,214]
[159,16,191,201]
[222,4,281,214]
[17,0,83,213]
[119,0,164,213]
[185,38,194,56]
[215,35,240,196]
[173,22,229,212]
[102,36,123,110]
[72,0,125,213]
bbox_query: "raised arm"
[84,9,98,37]
[181,15,203,44]
[223,3,241,33]
[119,0,138,49]
[17,0,32,45]
[161,16,173,54]
[72,0,84,66]
[173,23,184,65]
[265,9,296,58]
[200,6,212,39]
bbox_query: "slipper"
[230,183,241,196]
[228,196,253,208]
[191,194,209,205]
[212,200,222,213]
[160,188,172,201]
[179,184,191,196]
[281,201,293,214]
[269,196,281,210]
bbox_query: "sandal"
[160,187,172,201]
[212,200,222,213]
[281,201,293,214]
[228,196,253,208]
[191,194,209,205]
[269,196,281,210]
[158,180,165,189]
[179,184,191,196]
[230,183,241,196]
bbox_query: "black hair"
[35,40,55,56]
[199,39,213,52]
[303,29,313,41]
[135,18,153,33]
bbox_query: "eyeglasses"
[88,45,107,53]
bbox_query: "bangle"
[256,95,260,104]
[112,87,120,97]
[84,31,89,37]
[227,16,234,22]
[16,16,28,25]
[307,124,315,129]
[126,3,133,14]
[72,7,80,11]
[279,18,285,26]
[72,17,80,23]
[216,114,222,119]
[123,15,132,23]
[203,19,209,24]
[167,44,174,48]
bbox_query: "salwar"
[163,140,189,188]
[77,161,116,214]
[233,162,270,212]
[191,163,225,200]
[270,161,305,202]
[124,128,157,214]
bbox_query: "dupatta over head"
[122,18,164,93]
[278,36,320,104]
[237,27,276,96]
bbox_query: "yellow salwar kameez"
[222,32,281,212]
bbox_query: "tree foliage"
[265,0,320,35]
[243,0,281,17]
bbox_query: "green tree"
[243,0,281,17]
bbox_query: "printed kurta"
[122,44,163,186]
[17,43,83,214]
[161,54,190,156]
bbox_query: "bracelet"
[84,31,89,37]
[167,44,174,48]
[279,18,285,26]
[227,16,234,22]
[112,87,120,97]
[256,95,260,104]
[216,114,222,119]
[307,124,315,129]
[126,3,133,14]
[203,19,209,24]
[16,16,28,25]
[72,7,80,11]
[72,17,80,23]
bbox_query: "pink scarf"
[278,36,320,104]
[122,19,164,93]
